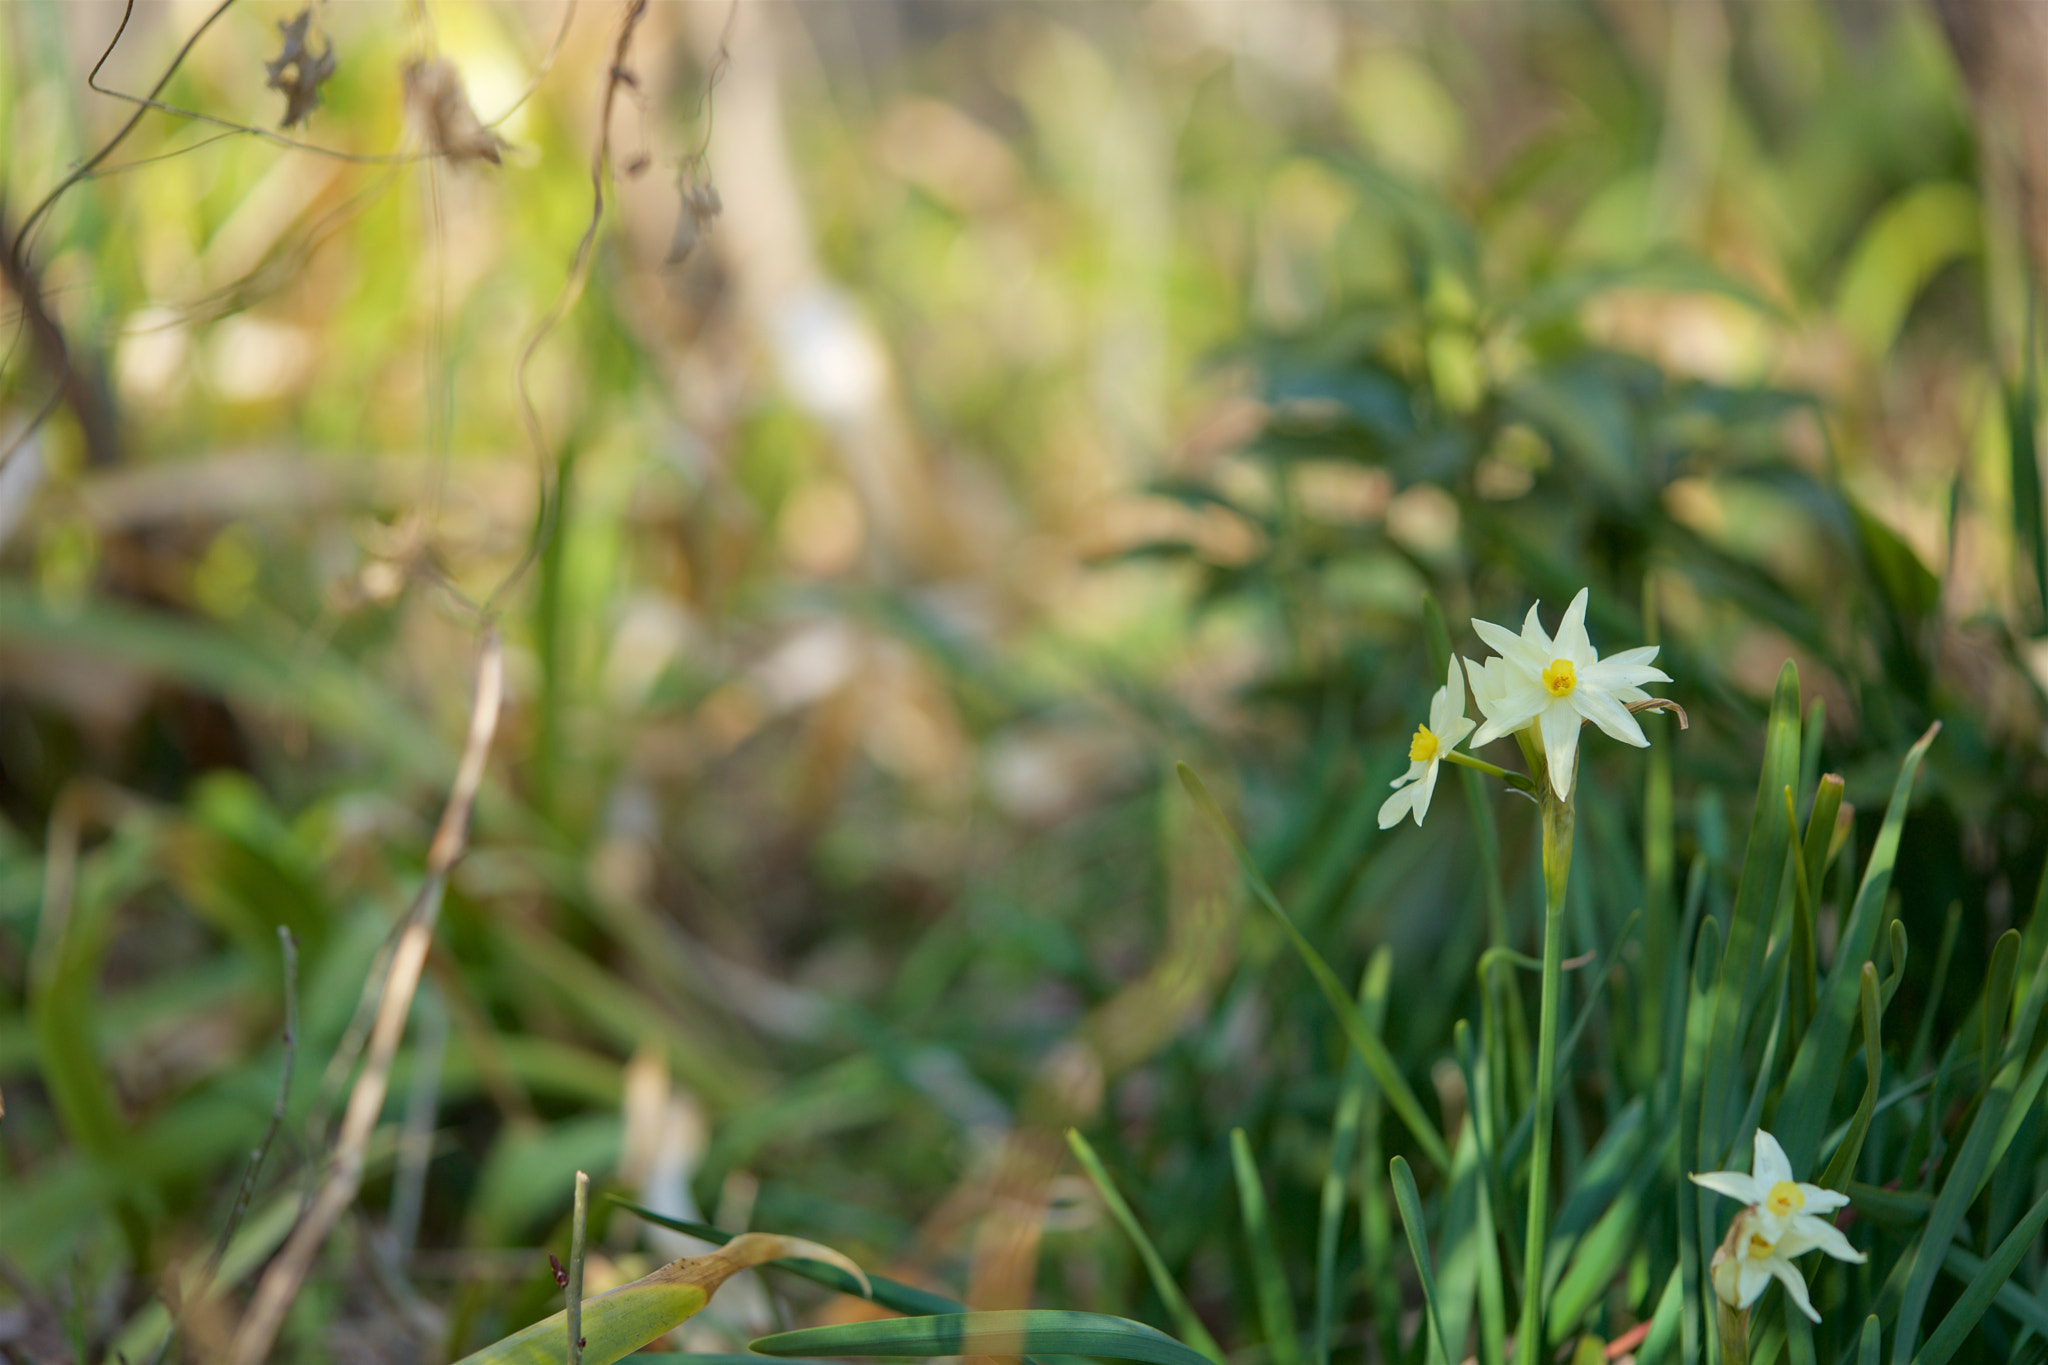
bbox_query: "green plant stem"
[1716,1299,1749,1365]
[1516,777,1573,1365]
[1444,749,1539,793]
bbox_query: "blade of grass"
[1700,663,1802,1166]
[1233,1129,1303,1365]
[1777,722,1939,1172]
[1315,953,1388,1365]
[1179,763,1449,1170]
[1911,1187,2048,1365]
[1680,916,1723,1365]
[1391,1156,1452,1365]
[1067,1130,1226,1365]
[1818,966,1884,1189]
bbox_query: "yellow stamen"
[1767,1181,1804,1218]
[1542,658,1577,697]
[1409,725,1439,763]
[1747,1231,1776,1260]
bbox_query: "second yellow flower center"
[1409,725,1440,763]
[1542,658,1577,697]
[1747,1231,1777,1260]
[1767,1181,1805,1218]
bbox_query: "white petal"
[1736,1259,1773,1310]
[1752,1131,1794,1187]
[1575,686,1649,747]
[1441,714,1475,748]
[1411,759,1441,827]
[1555,588,1593,663]
[1603,644,1662,668]
[1539,702,1582,799]
[1782,1216,1865,1265]
[1766,1255,1821,1323]
[1378,785,1419,829]
[1389,758,1425,790]
[1430,659,1467,733]
[1471,687,1546,748]
[1581,656,1672,691]
[1520,601,1554,655]
[1689,1171,1767,1205]
[1474,619,1543,672]
[1798,1185,1850,1216]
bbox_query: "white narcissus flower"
[1377,656,1476,830]
[1691,1129,1866,1323]
[1467,587,1670,800]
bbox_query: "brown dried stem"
[225,632,504,1365]
[491,0,650,619]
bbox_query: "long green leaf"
[1912,1188,2048,1365]
[1679,915,1723,1365]
[1315,954,1387,1365]
[1067,1130,1226,1365]
[1777,722,1939,1172]
[1233,1129,1303,1365]
[1941,1246,2048,1339]
[1891,1038,2048,1360]
[751,1311,1216,1365]
[1818,965,1884,1189]
[1391,1156,1452,1365]
[1177,763,1449,1170]
[1701,662,1801,1166]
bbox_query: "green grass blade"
[606,1201,959,1317]
[1391,1156,1452,1365]
[1981,929,2021,1096]
[1777,722,1939,1172]
[1891,1040,2048,1361]
[1941,1246,2048,1339]
[1907,904,1962,1077]
[1910,1187,2048,1365]
[1860,1317,1881,1365]
[1632,1267,1684,1365]
[1067,1130,1226,1365]
[1818,965,1884,1189]
[751,1311,1216,1365]
[1680,915,1723,1365]
[1316,952,1388,1365]
[1233,1128,1303,1365]
[1178,763,1450,1170]
[1700,662,1802,1165]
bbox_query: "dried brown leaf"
[264,8,337,130]
[403,57,509,167]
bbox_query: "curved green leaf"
[751,1311,1215,1365]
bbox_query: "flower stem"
[1516,776,1574,1365]
[1715,1298,1750,1365]
[1444,749,1539,794]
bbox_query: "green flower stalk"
[1383,588,1672,1364]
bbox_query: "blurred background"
[3,1,2046,1360]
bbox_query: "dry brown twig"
[489,0,651,619]
[225,632,505,1365]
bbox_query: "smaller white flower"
[1378,656,1475,829]
[1692,1129,1866,1323]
